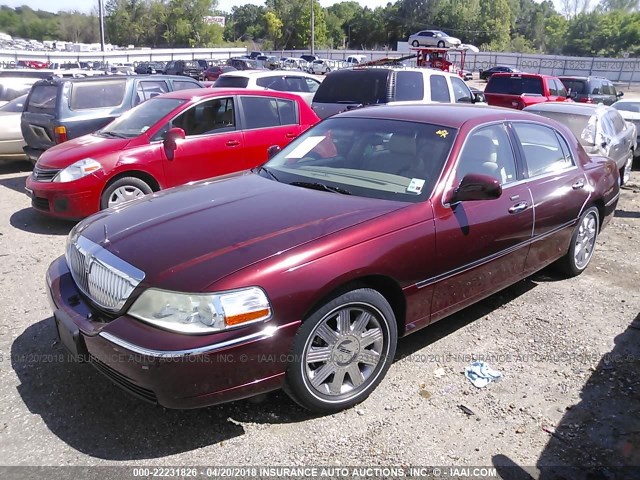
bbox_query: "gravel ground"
[0,162,639,476]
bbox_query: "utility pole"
[310,0,315,55]
[98,0,106,52]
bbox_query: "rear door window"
[395,71,424,101]
[240,96,297,129]
[513,123,573,176]
[26,85,57,113]
[554,79,567,97]
[172,80,200,91]
[70,80,126,110]
[429,75,451,102]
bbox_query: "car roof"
[524,102,613,115]
[34,74,199,85]
[333,104,552,129]
[490,72,558,79]
[218,70,317,78]
[159,87,306,102]
[337,66,462,78]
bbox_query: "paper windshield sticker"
[407,178,426,194]
[284,136,326,159]
[436,129,449,138]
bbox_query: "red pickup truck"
[484,73,570,110]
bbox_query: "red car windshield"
[100,97,186,138]
[264,117,457,202]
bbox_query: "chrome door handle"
[508,201,528,214]
[572,179,585,189]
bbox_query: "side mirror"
[267,145,281,159]
[473,92,486,103]
[569,91,578,99]
[163,127,185,152]
[617,91,624,98]
[451,173,502,203]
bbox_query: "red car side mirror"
[163,127,186,152]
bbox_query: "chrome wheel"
[107,185,146,207]
[304,303,384,397]
[574,211,598,270]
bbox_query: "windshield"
[0,93,27,112]
[262,117,456,202]
[101,97,186,138]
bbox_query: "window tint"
[256,75,286,90]
[135,80,169,105]
[456,124,517,185]
[26,85,57,113]
[429,75,450,102]
[284,76,312,93]
[395,71,424,101]
[70,80,126,110]
[451,76,472,103]
[486,76,543,95]
[172,80,200,91]
[313,69,389,105]
[240,96,296,129]
[548,80,558,96]
[170,97,235,137]
[214,76,250,88]
[601,81,614,96]
[513,123,573,177]
[561,79,585,94]
[590,78,602,94]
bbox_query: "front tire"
[437,40,445,48]
[100,176,153,210]
[555,206,599,277]
[284,288,397,413]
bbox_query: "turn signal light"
[54,126,68,144]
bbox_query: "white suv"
[312,67,482,119]
[213,70,322,105]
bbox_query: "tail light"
[54,126,67,144]
[579,97,593,103]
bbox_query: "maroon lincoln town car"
[46,104,620,413]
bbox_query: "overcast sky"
[1,0,565,15]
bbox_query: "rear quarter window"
[26,85,58,113]
[70,80,126,110]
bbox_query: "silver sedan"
[0,94,27,161]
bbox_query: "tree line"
[0,0,638,57]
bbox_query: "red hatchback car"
[26,88,319,219]
[47,105,619,413]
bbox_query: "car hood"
[77,173,407,292]
[619,110,640,121]
[37,134,131,169]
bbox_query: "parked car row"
[42,102,620,414]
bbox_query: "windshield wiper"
[99,131,129,139]
[290,181,351,195]
[254,165,280,182]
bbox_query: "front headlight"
[128,287,272,334]
[53,158,102,183]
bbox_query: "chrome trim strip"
[415,218,576,289]
[98,322,296,358]
[605,192,620,207]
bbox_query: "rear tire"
[411,40,419,47]
[554,207,599,277]
[284,288,397,413]
[100,176,153,210]
[437,40,445,48]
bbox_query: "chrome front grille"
[66,235,145,312]
[32,167,61,182]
